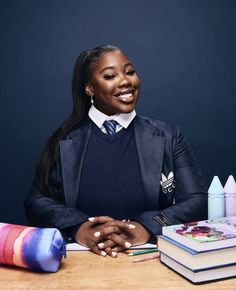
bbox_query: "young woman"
[24,45,207,258]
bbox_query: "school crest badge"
[160,171,175,193]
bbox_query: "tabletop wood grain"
[0,251,236,289]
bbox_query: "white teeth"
[117,93,133,101]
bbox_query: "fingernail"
[125,242,132,248]
[122,219,126,222]
[128,224,136,229]
[88,217,95,222]
[100,251,106,257]
[112,251,118,257]
[94,231,101,237]
[98,243,104,249]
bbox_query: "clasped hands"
[75,216,151,258]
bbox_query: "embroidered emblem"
[160,172,175,193]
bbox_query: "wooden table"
[0,251,236,289]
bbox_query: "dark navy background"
[1,0,235,224]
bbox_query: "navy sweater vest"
[77,122,146,220]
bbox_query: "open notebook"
[67,242,156,251]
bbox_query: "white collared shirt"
[88,105,136,134]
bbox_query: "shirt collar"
[88,105,136,129]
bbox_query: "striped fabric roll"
[0,222,66,272]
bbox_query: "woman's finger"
[102,246,118,258]
[99,220,136,232]
[86,240,107,257]
[93,225,121,239]
[88,217,136,233]
[97,240,118,258]
[111,245,125,252]
[108,233,132,249]
[97,239,115,249]
[88,216,114,224]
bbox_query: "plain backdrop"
[0,0,236,224]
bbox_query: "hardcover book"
[162,217,236,252]
[158,235,236,271]
[160,253,236,284]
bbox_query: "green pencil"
[128,249,158,256]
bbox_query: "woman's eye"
[103,74,116,80]
[126,70,136,76]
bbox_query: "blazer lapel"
[134,116,165,210]
[59,122,91,207]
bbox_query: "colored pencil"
[132,252,160,263]
[128,249,158,256]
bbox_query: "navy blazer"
[24,115,207,241]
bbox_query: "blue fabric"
[25,115,208,242]
[103,120,118,135]
[77,123,146,220]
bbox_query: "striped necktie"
[103,120,118,135]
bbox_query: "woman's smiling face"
[85,50,140,116]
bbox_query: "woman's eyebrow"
[100,63,133,74]
[100,66,115,73]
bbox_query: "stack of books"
[158,216,236,283]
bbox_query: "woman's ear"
[85,83,94,97]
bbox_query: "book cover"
[162,216,236,252]
[158,235,236,270]
[160,253,236,284]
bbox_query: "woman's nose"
[118,74,132,87]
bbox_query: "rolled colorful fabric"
[0,222,66,272]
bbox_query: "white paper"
[66,242,156,251]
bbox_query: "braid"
[34,45,121,198]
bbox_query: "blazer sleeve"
[24,186,90,241]
[134,127,208,242]
[24,162,90,241]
